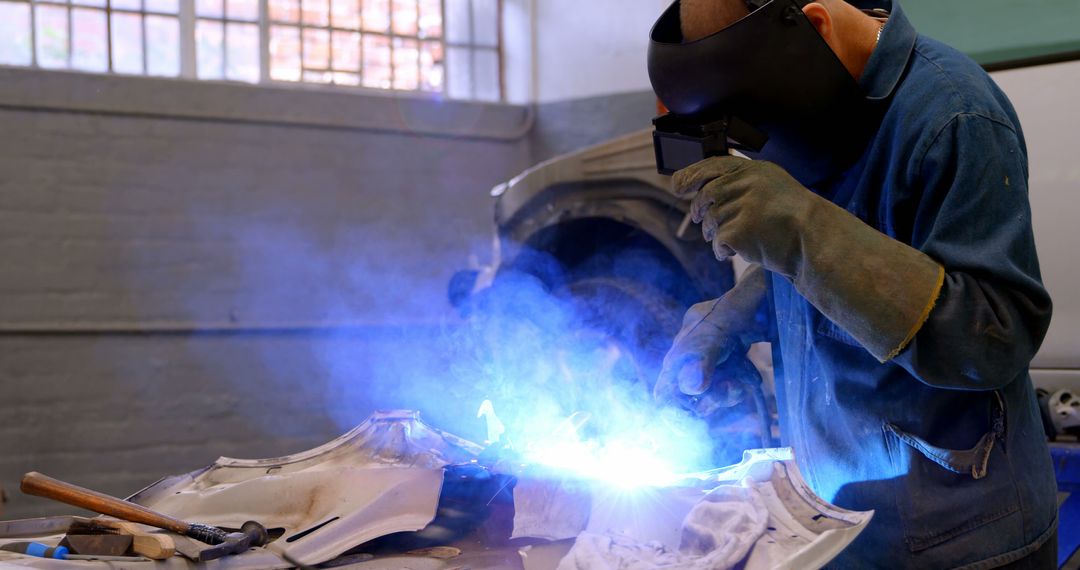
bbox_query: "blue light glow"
[480,398,714,489]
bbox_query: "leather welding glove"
[654,264,770,403]
[676,155,945,362]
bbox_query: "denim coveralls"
[770,2,1059,568]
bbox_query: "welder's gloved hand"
[675,156,946,362]
[655,264,769,404]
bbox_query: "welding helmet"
[648,0,873,185]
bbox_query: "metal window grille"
[0,0,503,100]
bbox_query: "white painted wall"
[991,61,1080,373]
[527,0,670,103]
[501,0,534,104]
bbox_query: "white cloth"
[512,476,593,541]
[556,483,769,570]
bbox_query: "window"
[196,0,259,82]
[0,0,181,75]
[0,0,503,100]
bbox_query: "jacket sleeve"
[892,112,1052,390]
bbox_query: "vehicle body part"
[487,131,731,303]
[0,413,868,569]
[125,410,479,567]
[0,411,475,569]
[455,129,736,397]
[20,472,233,546]
[455,130,771,466]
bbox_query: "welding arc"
[20,472,228,545]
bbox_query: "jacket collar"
[859,1,917,101]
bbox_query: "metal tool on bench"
[0,516,175,559]
[1,542,154,562]
[20,472,269,562]
[1,541,69,559]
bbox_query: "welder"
[649,0,1058,568]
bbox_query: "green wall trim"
[902,0,1080,67]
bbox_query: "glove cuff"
[887,264,945,361]
[791,199,946,363]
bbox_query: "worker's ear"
[802,2,834,41]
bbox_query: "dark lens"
[657,135,707,174]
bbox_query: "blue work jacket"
[770,3,1058,568]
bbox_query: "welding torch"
[684,354,774,449]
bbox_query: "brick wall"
[0,68,531,518]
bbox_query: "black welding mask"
[648,0,873,185]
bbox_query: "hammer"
[20,472,268,561]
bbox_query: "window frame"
[0,0,505,101]
[15,0,183,74]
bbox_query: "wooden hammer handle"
[21,472,191,536]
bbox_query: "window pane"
[146,15,179,76]
[145,0,179,13]
[269,25,300,80]
[196,19,223,78]
[392,37,418,90]
[361,34,390,88]
[72,8,107,72]
[301,0,329,26]
[302,27,329,69]
[391,0,417,36]
[0,2,32,66]
[112,0,142,11]
[362,0,389,31]
[35,5,68,69]
[331,31,359,71]
[111,13,143,73]
[472,0,497,47]
[445,46,470,99]
[444,0,469,44]
[72,0,106,8]
[225,22,258,81]
[227,0,258,21]
[419,40,443,92]
[196,0,222,18]
[269,0,299,22]
[330,0,359,30]
[473,48,498,101]
[418,0,441,39]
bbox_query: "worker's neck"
[840,12,885,81]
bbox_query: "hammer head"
[197,521,268,562]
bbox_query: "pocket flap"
[884,423,995,479]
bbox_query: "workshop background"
[1,0,1078,524]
